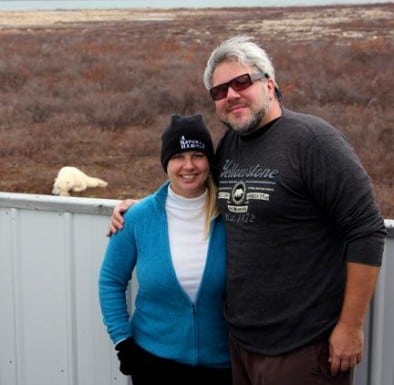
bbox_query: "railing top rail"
[0,192,120,216]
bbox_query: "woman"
[98,114,231,385]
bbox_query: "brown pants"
[229,334,353,385]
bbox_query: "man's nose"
[226,85,241,98]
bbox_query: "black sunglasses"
[209,72,268,101]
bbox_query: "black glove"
[115,337,135,375]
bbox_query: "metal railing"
[0,192,393,385]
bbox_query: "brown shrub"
[0,4,392,218]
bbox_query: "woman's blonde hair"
[204,174,219,239]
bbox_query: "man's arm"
[107,199,138,236]
[328,261,380,376]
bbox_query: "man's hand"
[328,321,363,376]
[328,262,380,376]
[107,199,137,236]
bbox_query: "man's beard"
[224,95,270,136]
[223,110,264,136]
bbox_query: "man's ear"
[274,87,282,101]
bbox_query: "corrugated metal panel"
[1,193,393,385]
[368,221,394,385]
[0,193,131,385]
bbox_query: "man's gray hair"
[203,35,278,91]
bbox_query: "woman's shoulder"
[123,182,168,220]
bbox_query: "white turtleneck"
[166,185,209,303]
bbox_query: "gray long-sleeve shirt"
[215,108,386,355]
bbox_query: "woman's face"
[167,151,209,198]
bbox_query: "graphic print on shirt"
[217,158,279,224]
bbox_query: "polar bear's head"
[52,178,72,196]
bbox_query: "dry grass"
[0,4,393,218]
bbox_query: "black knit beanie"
[160,114,214,172]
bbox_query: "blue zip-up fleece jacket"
[99,182,230,368]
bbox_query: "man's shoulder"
[280,108,342,140]
[282,108,329,127]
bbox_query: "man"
[109,35,386,385]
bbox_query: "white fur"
[52,166,108,196]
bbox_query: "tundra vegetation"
[0,4,392,217]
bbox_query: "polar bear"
[52,166,108,196]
